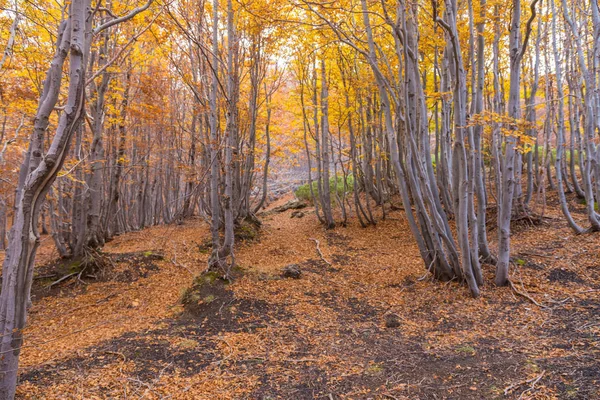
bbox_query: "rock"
[384,312,401,328]
[290,210,305,218]
[282,264,301,279]
[273,200,307,213]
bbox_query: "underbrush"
[295,174,354,204]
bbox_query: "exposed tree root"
[508,279,548,309]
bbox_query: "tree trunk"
[0,1,88,394]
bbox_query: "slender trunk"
[0,2,88,394]
[320,58,335,229]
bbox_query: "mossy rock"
[180,272,227,311]
[234,219,261,242]
[180,267,244,317]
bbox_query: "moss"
[203,295,216,304]
[565,386,579,398]
[180,287,202,305]
[456,345,476,355]
[524,359,539,373]
[197,240,213,254]
[579,199,599,211]
[68,260,83,273]
[143,251,154,257]
[515,258,526,266]
[231,264,246,274]
[366,362,384,375]
[202,271,220,284]
[181,271,228,306]
[234,220,260,242]
[37,277,56,287]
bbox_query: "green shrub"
[295,175,354,204]
[580,199,599,212]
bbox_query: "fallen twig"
[309,238,331,266]
[65,293,118,314]
[103,350,126,362]
[33,274,57,280]
[578,289,600,293]
[284,358,319,363]
[45,272,78,288]
[171,253,195,276]
[519,251,553,259]
[504,370,545,396]
[508,280,548,309]
[77,263,90,285]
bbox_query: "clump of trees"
[292,0,599,297]
[0,0,598,396]
[0,0,283,395]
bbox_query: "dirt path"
[14,195,600,399]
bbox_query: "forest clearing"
[1,0,600,398]
[8,193,600,399]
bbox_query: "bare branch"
[92,0,154,35]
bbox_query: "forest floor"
[7,192,600,399]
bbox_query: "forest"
[0,0,598,398]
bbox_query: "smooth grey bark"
[48,188,68,257]
[254,82,272,214]
[566,64,585,199]
[104,71,130,237]
[297,62,324,224]
[550,0,583,233]
[561,0,600,230]
[524,11,543,206]
[339,57,373,227]
[319,58,335,229]
[207,0,222,268]
[358,0,455,280]
[84,27,111,251]
[0,4,19,72]
[311,59,327,225]
[0,198,6,250]
[437,0,481,296]
[496,0,539,286]
[490,5,503,205]
[208,0,236,274]
[473,0,492,261]
[0,0,87,394]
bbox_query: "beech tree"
[1,0,599,394]
[0,0,152,395]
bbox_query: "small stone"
[290,210,305,218]
[282,264,301,279]
[384,312,401,328]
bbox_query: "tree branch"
[93,0,154,35]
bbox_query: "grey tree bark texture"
[0,1,153,396]
[0,1,87,395]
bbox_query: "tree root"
[508,279,548,309]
